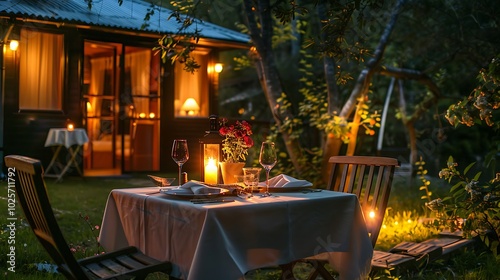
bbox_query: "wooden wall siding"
[2,28,79,171]
[4,117,67,169]
[65,30,84,127]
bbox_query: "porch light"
[9,40,18,51]
[181,98,200,116]
[214,63,223,73]
[199,115,223,184]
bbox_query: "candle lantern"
[199,115,223,184]
[66,119,75,131]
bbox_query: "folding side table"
[44,128,89,182]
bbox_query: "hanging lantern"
[199,115,223,184]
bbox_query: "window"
[19,29,64,110]
[174,51,209,117]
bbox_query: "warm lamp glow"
[214,63,223,73]
[67,123,74,131]
[369,211,375,219]
[149,112,155,118]
[139,112,146,118]
[86,102,92,112]
[204,158,218,184]
[9,40,18,51]
[181,98,200,116]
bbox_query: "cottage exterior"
[0,0,250,177]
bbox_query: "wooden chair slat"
[114,255,146,270]
[100,259,131,274]
[84,262,115,278]
[129,252,164,266]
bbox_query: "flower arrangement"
[219,118,254,163]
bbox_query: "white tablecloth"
[99,188,373,280]
[44,128,89,148]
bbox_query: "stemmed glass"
[171,139,189,187]
[259,142,277,196]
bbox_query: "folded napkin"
[259,174,312,188]
[179,180,226,195]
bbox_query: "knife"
[191,198,235,204]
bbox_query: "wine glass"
[171,139,189,187]
[259,142,277,196]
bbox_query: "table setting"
[99,118,373,279]
[145,173,314,202]
[99,184,373,280]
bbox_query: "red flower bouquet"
[219,118,254,163]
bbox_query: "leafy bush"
[426,157,500,256]
[426,55,500,258]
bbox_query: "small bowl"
[148,175,176,188]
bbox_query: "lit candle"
[204,158,218,184]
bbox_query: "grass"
[1,173,499,279]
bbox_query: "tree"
[96,0,500,184]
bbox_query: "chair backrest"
[326,156,399,247]
[5,155,88,279]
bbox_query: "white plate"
[160,187,229,198]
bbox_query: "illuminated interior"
[18,29,63,110]
[83,41,160,174]
[174,51,210,117]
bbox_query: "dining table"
[99,186,373,280]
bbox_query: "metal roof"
[0,0,250,44]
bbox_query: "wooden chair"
[4,155,172,280]
[327,156,399,247]
[280,156,399,280]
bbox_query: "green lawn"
[0,174,498,279]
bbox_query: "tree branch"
[339,0,407,118]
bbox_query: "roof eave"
[1,14,251,49]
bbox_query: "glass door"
[83,41,161,175]
[83,41,120,175]
[122,46,160,171]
